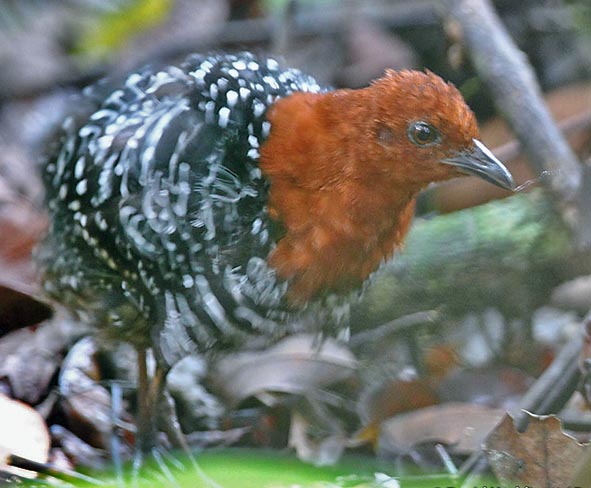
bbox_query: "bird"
[38,52,514,461]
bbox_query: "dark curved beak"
[442,139,515,191]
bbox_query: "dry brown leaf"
[0,201,47,286]
[0,393,50,478]
[50,425,108,469]
[288,410,346,466]
[0,282,53,336]
[378,402,504,456]
[0,175,15,204]
[59,337,114,449]
[356,379,439,446]
[423,344,461,379]
[0,319,73,404]
[483,412,590,487]
[211,334,357,406]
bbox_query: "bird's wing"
[42,53,323,361]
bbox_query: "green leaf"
[76,0,172,60]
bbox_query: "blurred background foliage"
[0,0,589,104]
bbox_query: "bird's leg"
[159,389,190,452]
[132,347,167,471]
[154,368,223,488]
[158,389,223,488]
[132,349,219,486]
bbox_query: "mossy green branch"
[354,191,575,327]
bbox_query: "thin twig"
[511,330,582,432]
[441,0,582,200]
[8,454,107,486]
[493,111,591,169]
[441,0,587,240]
[349,310,439,348]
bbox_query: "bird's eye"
[407,121,441,146]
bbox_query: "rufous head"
[365,69,514,190]
[260,68,514,303]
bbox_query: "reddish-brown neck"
[260,90,424,304]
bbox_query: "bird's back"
[40,53,324,364]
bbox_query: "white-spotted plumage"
[39,52,340,366]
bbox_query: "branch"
[353,191,577,329]
[441,0,587,238]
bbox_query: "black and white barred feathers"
[40,52,350,365]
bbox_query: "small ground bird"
[39,52,514,459]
